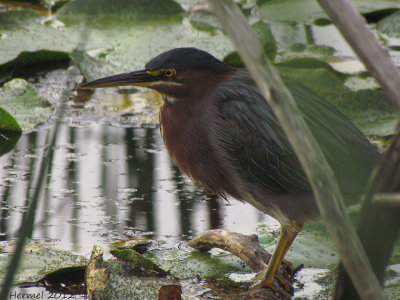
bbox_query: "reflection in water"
[125,128,155,233]
[0,123,271,252]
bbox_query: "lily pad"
[188,11,224,32]
[276,56,338,70]
[257,0,400,23]
[0,107,22,133]
[223,20,277,67]
[0,9,42,30]
[0,240,88,284]
[0,106,21,156]
[72,21,234,81]
[278,66,348,97]
[70,49,117,82]
[0,50,70,81]
[86,245,179,300]
[110,248,167,275]
[255,221,338,269]
[56,0,234,81]
[258,0,328,23]
[0,8,77,67]
[0,79,52,131]
[327,89,400,136]
[56,0,184,26]
[149,246,250,280]
[0,1,183,75]
[377,11,400,38]
[0,129,21,159]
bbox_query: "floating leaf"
[278,66,348,97]
[86,245,178,299]
[72,22,234,81]
[0,1,183,75]
[224,21,277,67]
[0,79,52,131]
[0,106,21,156]
[377,11,400,38]
[0,107,22,133]
[0,9,42,30]
[110,248,167,275]
[188,11,224,32]
[327,89,400,136]
[56,0,184,26]
[257,0,400,23]
[0,240,88,284]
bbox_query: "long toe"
[250,270,293,296]
[248,274,292,300]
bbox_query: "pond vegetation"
[0,0,400,299]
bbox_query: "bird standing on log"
[79,47,378,293]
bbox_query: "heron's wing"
[214,72,378,195]
[214,76,311,194]
[286,77,378,194]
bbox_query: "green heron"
[79,47,378,292]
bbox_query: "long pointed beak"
[79,69,155,89]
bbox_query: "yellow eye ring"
[163,69,176,77]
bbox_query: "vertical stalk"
[206,1,385,299]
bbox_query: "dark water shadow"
[0,123,268,251]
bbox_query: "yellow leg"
[251,220,303,292]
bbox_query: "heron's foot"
[250,270,293,296]
[246,280,292,300]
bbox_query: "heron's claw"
[250,270,293,295]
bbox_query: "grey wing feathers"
[214,71,378,196]
[214,73,311,194]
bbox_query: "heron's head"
[79,47,236,102]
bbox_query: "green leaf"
[0,107,22,133]
[0,79,52,131]
[0,50,69,80]
[0,1,183,75]
[223,21,277,67]
[377,11,400,38]
[257,0,400,22]
[188,11,224,32]
[0,3,233,81]
[258,0,328,23]
[110,248,167,275]
[147,244,251,280]
[0,109,21,157]
[71,21,234,81]
[0,9,42,30]
[0,240,88,284]
[56,0,184,26]
[0,106,21,157]
[327,89,400,136]
[278,66,348,97]
[70,49,117,82]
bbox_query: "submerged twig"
[188,229,272,272]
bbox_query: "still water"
[0,71,277,299]
[0,115,275,255]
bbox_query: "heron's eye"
[163,69,176,77]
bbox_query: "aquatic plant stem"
[207,1,385,299]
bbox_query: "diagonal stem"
[206,1,386,299]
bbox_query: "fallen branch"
[188,229,272,273]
